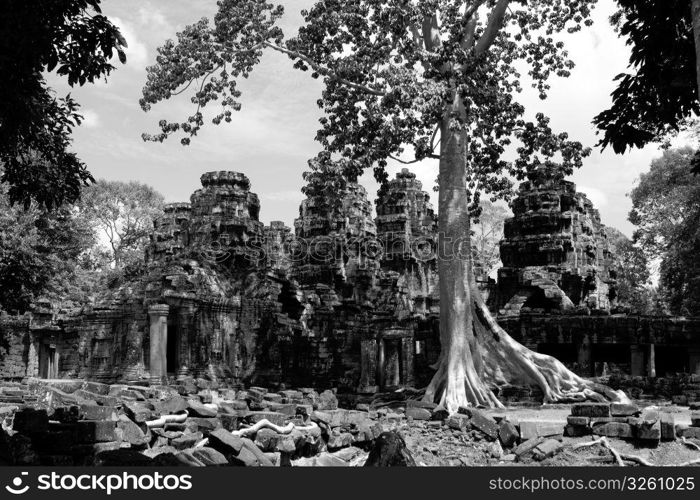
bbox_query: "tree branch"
[475,0,510,56]
[264,42,386,96]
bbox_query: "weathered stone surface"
[364,432,415,467]
[513,437,545,458]
[405,407,432,421]
[79,404,116,421]
[75,420,116,443]
[187,400,217,418]
[567,416,590,426]
[637,420,661,442]
[117,417,148,447]
[519,421,564,440]
[533,439,562,460]
[592,422,634,439]
[571,403,611,418]
[610,403,640,417]
[660,413,675,441]
[498,421,520,448]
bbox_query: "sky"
[46,0,687,237]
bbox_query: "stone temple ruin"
[1,167,700,399]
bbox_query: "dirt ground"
[395,402,700,467]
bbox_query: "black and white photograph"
[0,0,699,497]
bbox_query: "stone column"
[148,304,169,384]
[647,343,656,378]
[177,307,193,380]
[630,344,645,376]
[377,338,385,389]
[401,337,414,387]
[577,334,593,376]
[359,339,378,393]
[689,347,700,376]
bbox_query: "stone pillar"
[689,347,700,376]
[359,339,378,393]
[630,344,645,376]
[401,337,414,387]
[377,338,385,389]
[148,304,169,384]
[647,343,656,378]
[577,335,593,376]
[176,308,193,380]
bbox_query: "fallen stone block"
[519,421,564,441]
[153,395,188,415]
[75,420,116,443]
[318,390,338,411]
[327,431,354,450]
[171,432,203,450]
[565,424,591,437]
[186,400,217,418]
[117,417,149,447]
[567,416,590,426]
[13,408,49,434]
[513,437,544,458]
[363,431,416,467]
[533,439,562,460]
[660,413,675,441]
[245,411,288,427]
[610,403,640,417]
[636,420,661,443]
[267,402,296,416]
[446,414,471,431]
[498,421,519,448]
[184,417,221,434]
[571,403,610,418]
[191,447,228,466]
[79,404,115,421]
[467,409,499,440]
[123,402,152,423]
[679,427,700,439]
[405,407,432,421]
[691,412,700,428]
[592,421,634,439]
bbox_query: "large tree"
[79,180,164,269]
[629,147,700,316]
[0,0,127,208]
[141,0,625,410]
[594,1,700,173]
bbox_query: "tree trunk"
[691,0,700,98]
[422,100,628,413]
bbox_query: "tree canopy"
[629,147,700,316]
[79,180,164,269]
[0,0,127,209]
[594,0,700,174]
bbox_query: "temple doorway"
[166,324,178,374]
[39,342,58,379]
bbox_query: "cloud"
[80,109,100,128]
[111,17,148,69]
[578,185,608,209]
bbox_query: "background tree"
[595,1,700,173]
[141,0,625,410]
[472,200,509,281]
[79,180,164,269]
[629,147,700,316]
[604,226,651,313]
[0,184,96,313]
[0,0,127,208]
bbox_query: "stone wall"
[499,314,700,378]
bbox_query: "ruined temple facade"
[1,167,700,391]
[492,166,617,317]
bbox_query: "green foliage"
[471,200,509,279]
[141,0,593,206]
[604,226,651,313]
[0,0,127,209]
[0,184,96,313]
[594,1,700,160]
[629,147,700,316]
[78,180,165,268]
